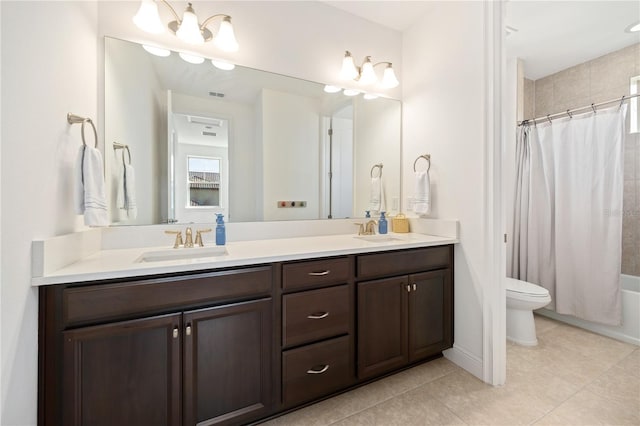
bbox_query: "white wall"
[402,1,487,376]
[1,2,98,424]
[0,2,403,424]
[105,37,166,225]
[260,89,321,220]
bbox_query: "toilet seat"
[506,278,550,299]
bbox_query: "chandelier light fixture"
[340,51,399,89]
[133,0,239,52]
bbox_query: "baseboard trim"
[443,344,483,380]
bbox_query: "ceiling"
[506,0,640,80]
[321,1,640,81]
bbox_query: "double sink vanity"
[35,222,457,426]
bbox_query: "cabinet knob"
[172,327,179,339]
[406,284,411,293]
[307,312,329,320]
[308,270,330,277]
[306,364,330,374]
[186,324,192,336]
[413,283,417,291]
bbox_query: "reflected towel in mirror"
[116,162,137,220]
[369,176,386,213]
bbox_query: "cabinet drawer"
[62,266,272,327]
[356,246,451,280]
[283,285,349,348]
[282,257,350,291]
[283,335,351,407]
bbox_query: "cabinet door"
[183,298,273,426]
[408,269,453,362]
[63,313,182,426]
[357,277,408,380]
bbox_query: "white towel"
[413,170,431,215]
[116,162,137,220]
[75,145,109,227]
[369,176,386,213]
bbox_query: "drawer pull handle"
[413,283,417,291]
[307,312,329,320]
[172,327,179,339]
[308,270,330,276]
[186,325,192,336]
[307,364,330,374]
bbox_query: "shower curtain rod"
[518,93,639,126]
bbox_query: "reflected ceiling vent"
[202,131,218,137]
[187,115,222,127]
[208,91,225,98]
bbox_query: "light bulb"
[133,0,165,34]
[179,52,205,64]
[340,51,359,80]
[176,4,204,44]
[629,22,640,32]
[215,17,239,52]
[343,89,360,97]
[211,60,235,70]
[359,57,377,85]
[323,85,342,93]
[142,45,171,57]
[381,64,399,88]
[363,93,379,100]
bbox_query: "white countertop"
[32,232,458,286]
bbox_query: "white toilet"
[506,278,552,346]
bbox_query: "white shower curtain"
[508,105,627,326]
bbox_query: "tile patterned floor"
[263,315,640,425]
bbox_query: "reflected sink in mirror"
[136,246,228,263]
[354,235,404,243]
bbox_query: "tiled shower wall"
[523,43,640,276]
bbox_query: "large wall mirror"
[105,37,401,225]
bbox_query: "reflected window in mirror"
[188,156,221,207]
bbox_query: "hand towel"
[413,170,431,215]
[122,162,137,219]
[369,176,386,213]
[75,145,109,227]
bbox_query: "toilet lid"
[506,278,550,297]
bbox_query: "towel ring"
[67,113,98,148]
[113,142,131,165]
[413,154,431,172]
[370,163,383,178]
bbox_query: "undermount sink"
[354,235,403,243]
[136,246,228,263]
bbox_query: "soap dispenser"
[378,212,388,234]
[215,214,226,246]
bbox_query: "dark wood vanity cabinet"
[40,266,274,426]
[280,257,355,407]
[356,246,454,380]
[40,245,453,426]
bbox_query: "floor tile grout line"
[324,369,463,426]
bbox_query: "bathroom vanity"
[36,232,455,426]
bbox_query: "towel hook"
[370,163,383,178]
[566,109,573,119]
[546,114,552,124]
[413,154,431,173]
[591,103,597,113]
[67,113,97,148]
